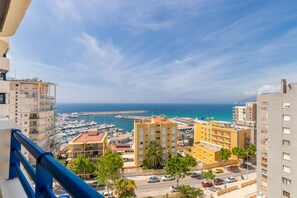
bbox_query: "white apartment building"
[233,102,257,144]
[8,79,57,164]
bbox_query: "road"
[132,169,256,197]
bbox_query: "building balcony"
[0,80,9,93]
[261,130,268,135]
[0,38,9,57]
[0,104,8,116]
[0,57,9,72]
[0,119,103,198]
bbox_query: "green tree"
[95,151,123,194]
[113,178,136,198]
[218,148,231,165]
[165,154,197,187]
[68,154,95,179]
[231,147,245,159]
[178,185,204,198]
[246,144,256,158]
[144,141,163,169]
[188,138,194,146]
[201,170,215,180]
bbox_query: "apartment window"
[283,103,290,108]
[283,153,291,161]
[283,127,291,134]
[0,93,5,104]
[282,177,291,185]
[284,115,290,121]
[283,140,290,146]
[283,191,290,198]
[283,165,290,173]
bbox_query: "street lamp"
[246,151,249,180]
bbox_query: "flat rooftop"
[195,141,222,152]
[135,115,176,124]
[69,130,106,144]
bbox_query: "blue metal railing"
[9,129,103,198]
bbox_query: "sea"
[57,103,237,133]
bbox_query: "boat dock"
[78,110,147,116]
[116,115,149,120]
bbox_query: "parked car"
[213,168,223,174]
[59,195,70,198]
[201,181,214,188]
[213,178,225,185]
[103,191,113,197]
[227,165,240,172]
[190,172,202,178]
[240,163,254,170]
[225,177,237,183]
[147,176,160,183]
[161,175,174,181]
[170,185,178,192]
[209,186,222,192]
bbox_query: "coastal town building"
[67,129,108,161]
[191,121,251,164]
[257,79,297,198]
[8,79,57,164]
[233,102,257,144]
[134,115,178,167]
[109,133,132,144]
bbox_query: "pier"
[78,110,148,116]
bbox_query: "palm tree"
[178,185,204,198]
[113,178,136,198]
[144,141,163,169]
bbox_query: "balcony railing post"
[35,154,53,198]
[9,130,21,179]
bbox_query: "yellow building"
[134,115,178,167]
[191,121,251,164]
[67,129,108,161]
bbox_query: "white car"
[225,177,237,183]
[170,185,178,192]
[103,191,113,197]
[161,175,174,181]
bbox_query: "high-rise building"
[134,115,178,167]
[191,121,251,164]
[8,79,57,164]
[257,79,296,198]
[233,102,257,144]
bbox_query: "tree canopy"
[178,185,204,198]
[218,148,231,164]
[246,144,257,157]
[113,178,137,198]
[95,150,123,193]
[165,154,197,187]
[68,154,95,179]
[201,170,215,180]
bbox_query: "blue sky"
[8,0,297,103]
